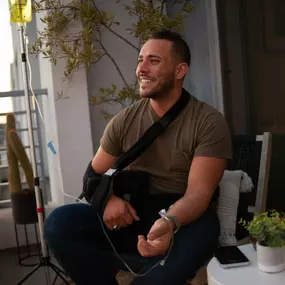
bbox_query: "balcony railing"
[0,89,50,208]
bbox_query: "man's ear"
[176,63,188,80]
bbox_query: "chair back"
[228,132,272,240]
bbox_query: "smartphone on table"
[214,245,250,269]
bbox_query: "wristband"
[159,209,180,234]
[165,214,180,234]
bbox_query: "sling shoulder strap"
[112,88,190,171]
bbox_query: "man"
[44,29,232,285]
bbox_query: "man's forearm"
[162,157,225,231]
[166,193,210,229]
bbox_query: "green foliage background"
[31,0,193,118]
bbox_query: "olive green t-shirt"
[100,94,232,195]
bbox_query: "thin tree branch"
[91,53,106,64]
[91,0,139,51]
[107,26,138,51]
[95,35,129,88]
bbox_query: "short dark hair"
[149,29,191,66]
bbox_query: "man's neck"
[150,88,183,117]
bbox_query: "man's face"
[136,39,176,99]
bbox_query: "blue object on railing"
[47,141,56,155]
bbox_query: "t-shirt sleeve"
[194,112,232,159]
[100,112,124,157]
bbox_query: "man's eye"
[151,59,160,64]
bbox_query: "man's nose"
[137,60,149,74]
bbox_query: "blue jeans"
[44,203,219,285]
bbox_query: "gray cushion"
[217,170,253,246]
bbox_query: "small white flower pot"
[256,242,285,273]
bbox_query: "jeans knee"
[44,203,95,247]
[44,205,70,245]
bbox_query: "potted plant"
[240,210,285,273]
[5,113,38,225]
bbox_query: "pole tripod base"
[17,256,70,285]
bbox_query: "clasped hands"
[103,195,173,257]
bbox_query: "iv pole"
[9,3,69,285]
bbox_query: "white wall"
[87,0,140,149]
[167,0,223,111]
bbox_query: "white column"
[35,10,94,205]
[205,0,225,114]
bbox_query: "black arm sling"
[79,89,190,216]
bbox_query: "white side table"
[207,244,285,285]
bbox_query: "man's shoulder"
[109,98,148,131]
[125,98,149,114]
[189,95,225,121]
[113,98,148,117]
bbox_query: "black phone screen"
[214,246,249,265]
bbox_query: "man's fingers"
[126,203,140,221]
[137,235,156,257]
[104,202,139,230]
[105,220,122,231]
[147,221,169,240]
[118,217,128,227]
[123,210,134,225]
[105,222,114,231]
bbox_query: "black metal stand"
[18,256,70,285]
[14,223,41,266]
[14,222,69,284]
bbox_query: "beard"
[138,72,175,99]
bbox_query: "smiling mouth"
[139,77,155,85]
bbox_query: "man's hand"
[137,218,173,257]
[103,195,140,230]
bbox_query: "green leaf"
[240,210,285,247]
